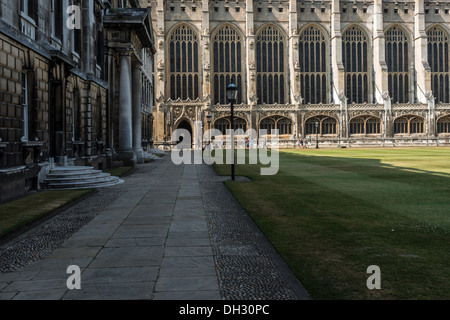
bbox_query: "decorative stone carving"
[249,92,258,104]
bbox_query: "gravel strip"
[0,188,123,273]
[198,164,308,300]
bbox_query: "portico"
[104,8,156,165]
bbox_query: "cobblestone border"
[198,164,311,300]
[0,188,122,273]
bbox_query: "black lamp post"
[315,121,319,149]
[206,114,212,147]
[227,83,238,181]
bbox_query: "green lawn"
[213,147,450,299]
[0,189,94,239]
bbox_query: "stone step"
[49,166,95,172]
[41,180,124,190]
[45,173,113,184]
[45,171,106,179]
[41,166,124,190]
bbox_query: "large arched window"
[259,116,292,135]
[350,116,381,135]
[169,25,200,100]
[256,25,286,104]
[343,26,369,104]
[437,115,450,134]
[386,26,409,103]
[260,117,275,134]
[96,94,103,140]
[394,115,424,134]
[277,117,292,135]
[213,25,243,105]
[214,117,247,133]
[72,88,81,141]
[299,26,327,104]
[427,26,450,103]
[305,116,337,135]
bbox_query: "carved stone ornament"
[186,107,196,118]
[293,95,302,104]
[173,106,183,118]
[249,92,258,104]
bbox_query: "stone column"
[414,0,432,103]
[118,50,135,165]
[373,0,392,137]
[331,0,347,139]
[331,0,345,104]
[246,0,256,104]
[202,0,211,100]
[289,0,300,105]
[155,0,166,143]
[132,63,144,163]
[373,0,388,103]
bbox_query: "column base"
[134,148,144,164]
[117,149,137,167]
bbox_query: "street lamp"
[315,121,319,149]
[206,114,212,147]
[227,83,238,181]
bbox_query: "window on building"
[20,0,38,40]
[437,115,450,133]
[214,117,247,134]
[350,116,381,135]
[96,94,103,140]
[386,27,410,103]
[169,25,200,100]
[70,0,82,54]
[299,26,328,104]
[20,0,38,20]
[214,118,229,135]
[21,72,29,141]
[213,25,243,105]
[427,26,450,103]
[51,0,64,40]
[73,89,81,141]
[305,116,337,135]
[276,117,292,135]
[256,25,286,105]
[343,26,369,104]
[260,117,276,134]
[394,115,424,134]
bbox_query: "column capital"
[117,48,134,57]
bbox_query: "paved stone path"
[0,154,310,300]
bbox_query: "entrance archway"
[176,120,193,147]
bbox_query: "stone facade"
[148,0,450,148]
[0,0,155,202]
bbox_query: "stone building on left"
[0,0,156,202]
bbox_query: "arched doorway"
[176,120,193,147]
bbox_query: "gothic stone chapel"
[148,0,450,148]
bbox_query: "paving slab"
[0,153,310,300]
